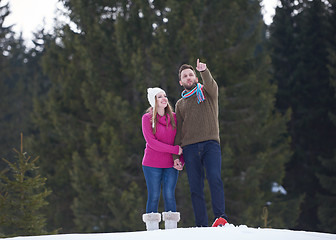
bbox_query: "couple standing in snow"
[141,59,228,230]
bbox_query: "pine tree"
[269,0,298,114]
[0,1,29,162]
[201,0,298,227]
[0,134,51,237]
[30,0,148,232]
[268,0,307,228]
[143,0,299,228]
[316,153,336,233]
[290,0,336,231]
[0,1,11,166]
[28,0,302,231]
[316,1,336,233]
[270,0,336,231]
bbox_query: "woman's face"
[156,92,168,109]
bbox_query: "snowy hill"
[5,224,336,240]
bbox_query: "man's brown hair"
[178,64,196,80]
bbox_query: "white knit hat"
[147,87,166,108]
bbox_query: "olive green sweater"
[173,68,220,159]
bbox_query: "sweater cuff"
[200,68,210,76]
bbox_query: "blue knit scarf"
[181,83,205,104]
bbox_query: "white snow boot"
[162,211,180,229]
[142,212,161,231]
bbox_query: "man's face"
[179,68,198,91]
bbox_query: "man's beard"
[183,82,197,91]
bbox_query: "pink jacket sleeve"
[142,114,180,154]
[179,154,185,166]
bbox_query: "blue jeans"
[183,140,227,227]
[142,166,178,213]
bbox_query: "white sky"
[2,0,278,45]
[3,0,59,40]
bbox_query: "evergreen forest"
[0,0,335,237]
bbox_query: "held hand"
[173,159,183,171]
[178,146,183,155]
[196,58,207,72]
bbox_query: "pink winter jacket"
[142,112,182,168]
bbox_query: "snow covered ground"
[4,224,336,240]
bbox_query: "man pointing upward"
[173,59,228,227]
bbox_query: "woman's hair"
[146,96,176,134]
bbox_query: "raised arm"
[196,58,218,97]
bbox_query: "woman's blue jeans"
[142,166,178,213]
[183,140,226,227]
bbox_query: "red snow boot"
[211,217,228,227]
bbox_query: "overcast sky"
[3,0,278,45]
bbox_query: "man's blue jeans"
[142,166,178,213]
[183,140,226,227]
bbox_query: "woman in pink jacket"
[141,87,183,230]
